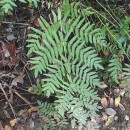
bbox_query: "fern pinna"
[27,1,106,129]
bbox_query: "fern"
[37,101,68,130]
[108,56,122,84]
[0,0,39,13]
[27,0,106,129]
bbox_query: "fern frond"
[108,56,122,83]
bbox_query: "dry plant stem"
[12,89,32,107]
[0,21,29,26]
[0,83,16,118]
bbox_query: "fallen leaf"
[109,97,114,107]
[6,34,16,41]
[101,97,108,108]
[11,73,26,86]
[105,108,116,116]
[102,112,108,121]
[33,18,40,27]
[125,114,129,121]
[10,119,17,127]
[115,96,121,107]
[114,88,120,95]
[3,110,10,118]
[105,116,111,126]
[4,125,11,130]
[28,87,34,93]
[19,126,24,130]
[28,107,37,114]
[100,82,108,89]
[114,116,118,121]
[18,110,25,116]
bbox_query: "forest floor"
[0,1,130,130]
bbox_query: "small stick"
[0,83,16,118]
[12,89,32,107]
[0,21,29,26]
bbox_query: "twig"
[0,21,29,26]
[0,83,16,118]
[12,89,32,107]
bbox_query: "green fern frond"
[27,1,105,129]
[108,56,122,83]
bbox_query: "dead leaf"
[114,116,118,121]
[19,126,24,130]
[10,119,17,127]
[18,110,25,116]
[105,108,116,116]
[102,112,108,121]
[100,82,108,89]
[125,114,129,121]
[115,96,120,107]
[101,97,108,108]
[28,107,37,114]
[114,88,120,95]
[6,34,16,41]
[3,110,10,118]
[109,97,114,107]
[103,51,109,56]
[105,116,111,126]
[28,87,34,93]
[11,73,26,86]
[33,18,40,27]
[4,125,11,130]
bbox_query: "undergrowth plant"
[27,0,106,130]
[0,0,39,14]
[27,0,130,130]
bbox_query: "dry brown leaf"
[33,18,40,27]
[105,108,116,116]
[4,125,11,130]
[28,107,37,114]
[19,126,24,130]
[11,73,26,86]
[101,97,108,108]
[10,119,17,127]
[115,96,120,107]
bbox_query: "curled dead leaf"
[4,125,11,130]
[10,119,17,127]
[115,96,121,107]
[101,97,108,108]
[28,107,37,114]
